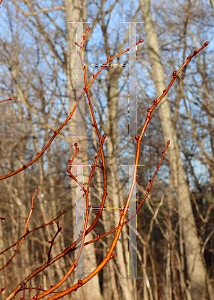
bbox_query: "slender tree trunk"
[65,1,102,299]
[140,0,208,299]
[106,66,133,300]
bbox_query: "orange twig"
[0,97,13,103]
[0,24,209,300]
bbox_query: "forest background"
[0,0,214,300]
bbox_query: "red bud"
[78,280,82,286]
[204,41,209,46]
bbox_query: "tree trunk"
[106,66,133,300]
[140,0,208,298]
[65,1,102,299]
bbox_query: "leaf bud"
[78,280,83,286]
